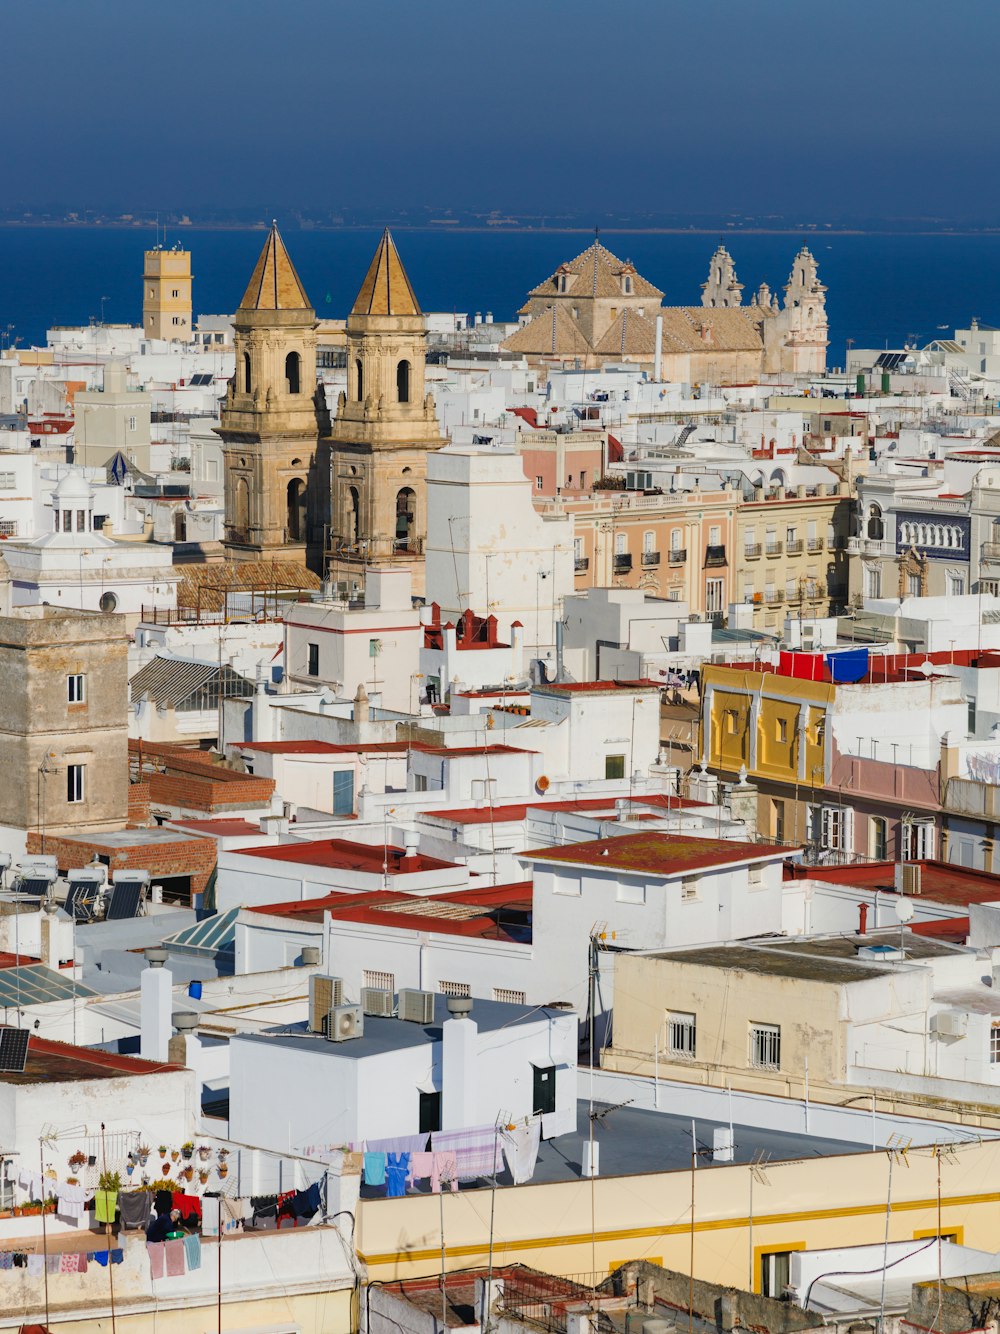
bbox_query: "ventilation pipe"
[140,949,172,1062]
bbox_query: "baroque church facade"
[220,225,442,594]
[503,239,828,380]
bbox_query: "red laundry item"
[172,1191,202,1220]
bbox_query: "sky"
[7,0,1000,221]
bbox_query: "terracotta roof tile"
[351,229,421,318]
[239,223,312,312]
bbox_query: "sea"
[1,225,999,361]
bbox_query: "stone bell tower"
[220,222,325,565]
[701,244,744,308]
[325,229,444,598]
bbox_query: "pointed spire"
[239,221,312,312]
[351,229,421,317]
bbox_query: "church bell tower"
[220,222,322,564]
[325,230,443,598]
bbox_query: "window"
[776,718,787,743]
[948,572,965,597]
[62,510,72,533]
[670,529,682,552]
[494,987,526,1005]
[643,530,656,553]
[285,351,301,395]
[396,359,411,403]
[724,709,737,735]
[760,1249,794,1298]
[355,358,364,400]
[67,764,85,804]
[76,510,86,532]
[128,416,136,432]
[363,969,395,993]
[907,573,921,597]
[574,536,584,560]
[67,674,85,704]
[903,818,935,860]
[709,525,721,546]
[615,532,627,556]
[617,880,645,905]
[172,316,180,325]
[0,521,17,537]
[870,816,888,861]
[579,471,586,488]
[536,476,544,490]
[333,769,354,816]
[706,578,724,615]
[968,697,977,734]
[864,564,882,599]
[306,643,319,677]
[419,1090,441,1134]
[243,351,252,395]
[439,980,471,998]
[605,754,625,780]
[171,288,179,297]
[750,1022,780,1070]
[748,866,766,891]
[680,877,699,902]
[668,1010,696,1058]
[0,472,15,489]
[773,799,786,842]
[414,773,428,792]
[820,805,852,852]
[532,1063,556,1116]
[991,1023,1000,1065]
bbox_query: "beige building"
[142,246,192,341]
[0,594,128,858]
[734,484,852,630]
[504,241,829,379]
[220,223,325,566]
[73,360,152,471]
[325,230,444,598]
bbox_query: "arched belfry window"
[355,358,364,401]
[867,504,883,541]
[243,351,252,395]
[396,360,411,404]
[285,351,301,395]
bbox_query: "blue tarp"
[826,648,870,683]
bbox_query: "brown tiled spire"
[351,229,421,317]
[239,221,312,312]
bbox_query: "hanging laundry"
[111,1249,123,1265]
[27,1254,44,1277]
[172,1191,202,1223]
[154,1188,173,1217]
[430,1151,459,1194]
[164,1239,185,1277]
[363,1133,428,1156]
[501,1118,541,1185]
[221,1196,249,1233]
[46,1253,60,1274]
[0,1252,12,1270]
[147,1241,166,1280]
[60,1251,82,1273]
[94,1189,118,1225]
[386,1152,411,1198]
[431,1126,503,1180]
[119,1190,152,1230]
[202,1197,220,1238]
[183,1233,202,1271]
[363,1152,386,1186]
[91,1250,110,1267]
[408,1151,434,1186]
[56,1181,87,1224]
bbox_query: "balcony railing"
[614,554,633,572]
[764,590,783,605]
[744,543,762,559]
[786,539,804,555]
[765,541,783,556]
[668,549,687,564]
[847,536,895,556]
[641,551,661,567]
[982,542,1000,564]
[574,557,589,572]
[704,545,727,568]
[807,538,825,553]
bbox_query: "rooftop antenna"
[748,1150,771,1290]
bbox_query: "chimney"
[140,949,172,1062]
[442,996,477,1130]
[858,902,868,936]
[354,681,369,725]
[401,831,420,868]
[40,900,61,969]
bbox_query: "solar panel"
[0,1026,30,1073]
[105,882,142,921]
[16,877,50,898]
[64,881,99,922]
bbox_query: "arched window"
[285,351,301,395]
[233,477,250,537]
[286,478,306,542]
[348,486,360,545]
[243,351,252,395]
[396,359,411,404]
[615,532,627,556]
[867,504,883,541]
[395,487,416,551]
[355,358,364,402]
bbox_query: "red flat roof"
[429,794,706,825]
[9,1037,183,1086]
[785,859,1000,907]
[170,819,263,837]
[415,744,535,757]
[536,680,660,694]
[248,881,532,936]
[523,832,791,875]
[236,741,410,755]
[238,837,460,875]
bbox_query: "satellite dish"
[895,897,915,923]
[919,660,934,677]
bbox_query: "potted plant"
[158,1146,167,1159]
[181,1142,194,1161]
[161,1165,171,1177]
[197,1145,211,1162]
[66,1177,79,1187]
[218,1163,229,1179]
[217,1148,229,1161]
[68,1151,86,1170]
[170,1150,179,1163]
[181,1165,194,1182]
[137,1145,150,1166]
[198,1169,209,1184]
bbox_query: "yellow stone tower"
[219,223,324,565]
[325,230,443,598]
[142,246,192,340]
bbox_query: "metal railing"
[613,554,633,572]
[764,590,783,605]
[765,541,783,556]
[668,548,687,564]
[641,551,661,566]
[982,542,1000,563]
[574,557,589,572]
[704,545,727,568]
[744,543,762,559]
[786,539,804,555]
[807,538,825,553]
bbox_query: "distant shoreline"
[3,221,1000,238]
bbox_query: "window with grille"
[494,987,526,1005]
[67,764,85,804]
[668,1010,696,1058]
[0,473,15,489]
[439,980,471,998]
[67,674,85,704]
[990,1024,1000,1064]
[706,578,724,614]
[750,1022,780,1069]
[902,819,934,861]
[680,877,699,902]
[363,969,395,993]
[0,521,17,537]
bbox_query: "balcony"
[614,554,633,573]
[764,590,783,605]
[944,776,1000,820]
[704,545,727,568]
[743,543,762,560]
[765,541,783,556]
[785,588,802,604]
[807,538,825,554]
[641,551,661,567]
[847,536,895,557]
[668,548,687,564]
[982,542,1000,564]
[786,539,804,555]
[574,556,589,573]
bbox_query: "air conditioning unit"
[931,1009,968,1039]
[895,863,922,895]
[360,987,395,1017]
[309,975,344,1033]
[326,1004,363,1042]
[398,988,435,1024]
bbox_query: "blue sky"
[7,0,998,218]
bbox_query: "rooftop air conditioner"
[895,863,922,895]
[398,988,435,1024]
[360,987,395,1017]
[931,1009,968,1039]
[326,1004,363,1042]
[309,975,344,1033]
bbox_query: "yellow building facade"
[142,247,192,341]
